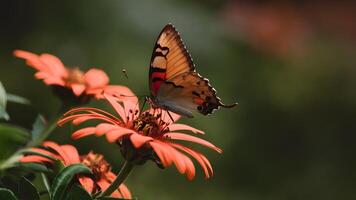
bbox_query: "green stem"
[98,161,134,198]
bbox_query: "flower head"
[14,50,130,104]
[58,94,222,180]
[20,141,131,199]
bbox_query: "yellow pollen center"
[81,152,111,179]
[65,68,85,85]
[133,113,163,137]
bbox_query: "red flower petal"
[61,145,80,163]
[130,133,153,148]
[30,147,58,158]
[78,176,94,194]
[72,127,96,140]
[43,141,76,165]
[20,155,53,163]
[167,124,204,134]
[39,53,68,78]
[154,141,195,179]
[148,109,180,123]
[35,72,65,86]
[118,184,132,199]
[165,132,222,153]
[106,172,132,198]
[97,179,123,198]
[105,127,135,143]
[14,50,47,71]
[95,123,118,136]
[104,94,127,123]
[102,85,138,105]
[84,69,109,89]
[150,141,173,168]
[171,143,213,179]
[181,152,195,180]
[71,84,86,96]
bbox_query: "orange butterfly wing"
[149,24,237,117]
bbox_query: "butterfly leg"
[166,110,175,123]
[141,97,148,114]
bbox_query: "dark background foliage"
[1,0,356,199]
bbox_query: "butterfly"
[148,24,237,118]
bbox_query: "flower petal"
[43,77,66,86]
[29,147,58,158]
[71,84,86,96]
[118,184,132,199]
[103,85,138,105]
[155,141,195,179]
[165,132,222,153]
[20,155,53,163]
[129,133,153,148]
[161,143,186,174]
[72,127,96,140]
[160,109,181,123]
[84,69,109,89]
[35,72,65,86]
[97,179,122,198]
[14,50,47,71]
[78,176,94,194]
[95,123,118,136]
[61,145,80,163]
[150,141,173,168]
[104,94,127,123]
[167,124,204,134]
[148,108,180,123]
[105,127,135,143]
[171,143,213,179]
[39,53,68,78]
[42,141,76,165]
[105,172,132,198]
[123,100,139,122]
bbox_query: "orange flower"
[21,141,131,199]
[58,94,222,180]
[14,50,130,102]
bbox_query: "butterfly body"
[148,24,237,118]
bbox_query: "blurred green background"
[1,1,356,199]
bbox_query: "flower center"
[132,112,167,137]
[81,151,111,180]
[65,68,85,85]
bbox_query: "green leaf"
[20,149,56,162]
[0,188,18,200]
[0,124,29,166]
[0,82,6,109]
[66,184,92,200]
[0,81,9,121]
[6,93,30,105]
[31,114,46,141]
[0,108,9,121]
[50,164,92,200]
[53,159,66,174]
[96,197,131,200]
[41,173,51,194]
[18,177,40,200]
[17,162,53,174]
